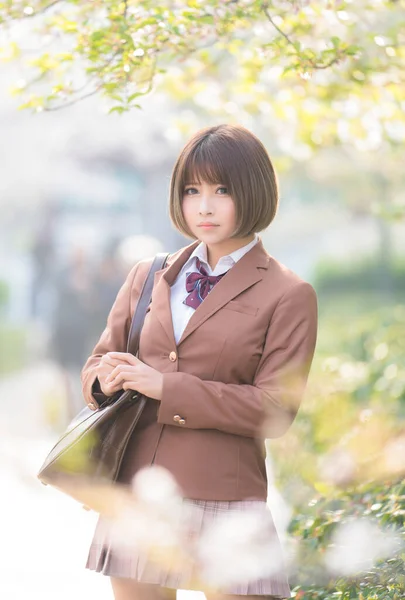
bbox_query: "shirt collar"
[181,233,260,276]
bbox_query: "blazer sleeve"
[81,261,143,409]
[157,281,318,438]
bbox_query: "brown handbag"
[37,252,169,506]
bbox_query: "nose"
[198,193,213,215]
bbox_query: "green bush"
[289,478,405,599]
[314,257,405,295]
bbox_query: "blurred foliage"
[270,293,405,598]
[289,478,405,599]
[0,325,27,374]
[314,256,405,294]
[0,279,9,311]
[0,0,404,151]
[0,277,27,374]
[301,151,405,222]
[271,296,405,495]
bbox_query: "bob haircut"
[169,124,279,239]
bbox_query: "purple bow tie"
[184,258,226,309]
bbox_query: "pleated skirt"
[86,498,291,598]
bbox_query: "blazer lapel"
[178,240,270,345]
[151,241,199,346]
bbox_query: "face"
[182,180,238,247]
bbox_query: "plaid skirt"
[86,499,291,598]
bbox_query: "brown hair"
[169,124,279,239]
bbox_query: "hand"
[104,352,164,401]
[96,352,134,397]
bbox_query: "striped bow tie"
[183,258,226,309]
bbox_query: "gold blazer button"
[169,351,177,362]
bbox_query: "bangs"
[179,140,233,191]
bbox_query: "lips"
[198,223,218,227]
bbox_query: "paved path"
[0,362,111,599]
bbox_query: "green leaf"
[108,106,127,114]
[331,36,341,49]
[199,14,215,25]
[346,45,361,56]
[128,92,142,102]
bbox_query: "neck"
[206,234,255,270]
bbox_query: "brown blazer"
[81,239,318,501]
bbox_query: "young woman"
[82,124,318,600]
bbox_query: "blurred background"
[0,2,404,600]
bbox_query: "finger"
[101,380,122,395]
[109,371,138,386]
[102,355,130,368]
[99,364,127,382]
[97,366,118,383]
[107,352,139,365]
[122,381,139,391]
[106,364,137,382]
[98,361,118,373]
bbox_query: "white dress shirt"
[170,234,259,344]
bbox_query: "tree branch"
[309,56,340,69]
[70,48,122,95]
[262,3,342,70]
[44,54,157,111]
[42,48,121,110]
[262,4,295,46]
[43,86,101,111]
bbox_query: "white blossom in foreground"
[103,466,288,589]
[196,508,283,587]
[325,518,401,575]
[318,448,357,486]
[131,465,183,512]
[108,466,189,569]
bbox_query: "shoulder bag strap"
[126,252,170,355]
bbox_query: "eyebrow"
[184,182,225,186]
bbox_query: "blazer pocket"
[224,300,258,316]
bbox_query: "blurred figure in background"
[88,252,124,353]
[87,235,165,363]
[30,204,57,324]
[49,246,93,421]
[48,235,164,424]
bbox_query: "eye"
[216,186,228,195]
[184,187,198,195]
